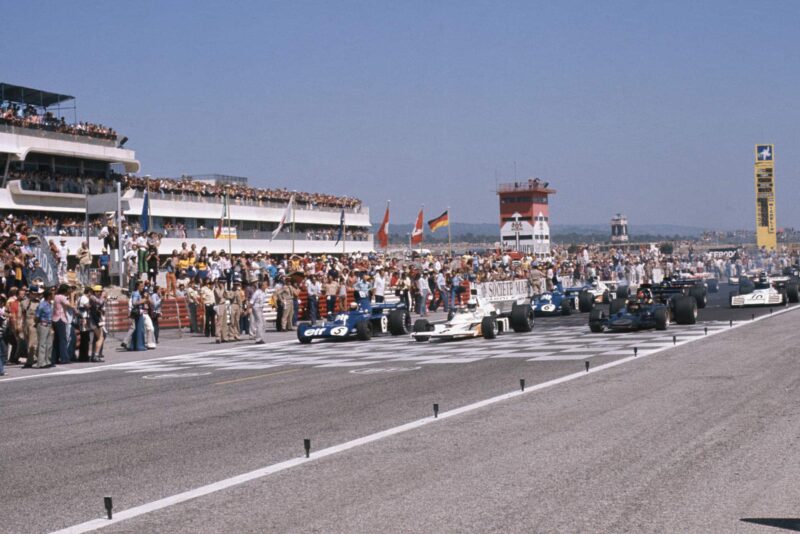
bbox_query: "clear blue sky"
[3,1,799,230]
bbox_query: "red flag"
[411,208,424,245]
[376,202,390,248]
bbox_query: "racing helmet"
[349,302,358,311]
[758,272,768,284]
[591,279,599,288]
[467,298,477,311]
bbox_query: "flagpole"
[291,192,296,255]
[342,210,346,255]
[146,175,152,233]
[447,206,452,259]
[226,191,232,257]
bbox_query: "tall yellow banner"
[754,144,776,250]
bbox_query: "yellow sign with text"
[754,144,776,250]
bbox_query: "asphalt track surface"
[2,288,800,533]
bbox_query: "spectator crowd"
[1,102,117,140]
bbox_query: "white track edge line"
[50,305,799,533]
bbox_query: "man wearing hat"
[20,286,40,368]
[228,281,244,341]
[89,285,105,362]
[57,234,69,283]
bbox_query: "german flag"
[427,210,449,232]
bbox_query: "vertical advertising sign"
[754,144,776,250]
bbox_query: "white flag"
[271,195,294,241]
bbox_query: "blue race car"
[297,302,411,343]
[533,288,578,316]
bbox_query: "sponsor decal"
[330,326,349,336]
[475,280,531,302]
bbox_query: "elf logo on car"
[304,328,328,336]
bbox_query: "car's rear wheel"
[689,286,707,309]
[707,279,719,293]
[616,285,630,299]
[481,316,498,339]
[510,303,534,332]
[388,309,411,335]
[673,295,697,325]
[787,283,799,303]
[609,298,626,315]
[654,307,669,330]
[355,320,373,341]
[739,279,755,295]
[578,290,594,312]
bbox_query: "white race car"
[411,294,534,342]
[729,275,799,307]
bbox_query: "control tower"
[610,213,629,243]
[497,178,556,257]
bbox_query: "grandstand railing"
[128,189,364,214]
[0,122,117,147]
[31,225,372,242]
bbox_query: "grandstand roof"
[0,82,74,108]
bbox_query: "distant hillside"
[378,222,709,240]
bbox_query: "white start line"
[50,305,798,533]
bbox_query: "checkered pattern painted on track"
[109,321,730,374]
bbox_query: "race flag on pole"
[214,194,227,238]
[427,210,449,232]
[140,190,150,233]
[411,208,424,245]
[334,208,345,245]
[376,201,390,248]
[271,194,294,241]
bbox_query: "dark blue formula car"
[588,287,697,333]
[297,302,411,343]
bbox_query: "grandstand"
[0,82,374,259]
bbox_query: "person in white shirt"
[373,268,386,303]
[305,274,322,324]
[249,281,268,344]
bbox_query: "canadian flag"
[411,208,424,245]
[376,201,390,248]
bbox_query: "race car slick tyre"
[481,316,498,339]
[388,309,411,335]
[673,295,697,325]
[413,318,432,332]
[707,279,719,293]
[616,286,629,299]
[589,308,605,333]
[578,290,594,313]
[510,303,534,333]
[689,286,707,309]
[781,290,789,307]
[787,283,799,303]
[355,320,373,341]
[654,308,669,330]
[739,278,754,295]
[609,298,626,315]
[297,323,313,344]
[560,300,573,316]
